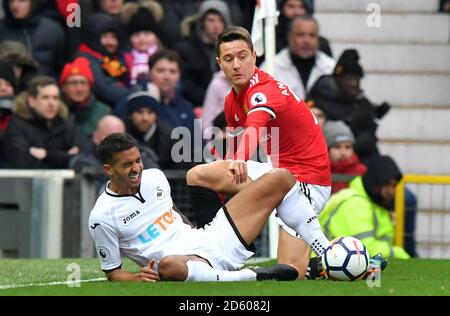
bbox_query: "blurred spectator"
[276,0,332,57]
[323,120,418,257]
[319,155,410,259]
[440,0,450,12]
[71,113,159,189]
[76,12,130,107]
[93,0,125,16]
[0,40,38,93]
[0,60,16,97]
[308,49,391,164]
[157,0,203,48]
[175,0,231,107]
[125,92,182,169]
[60,57,111,152]
[201,70,231,139]
[122,4,164,86]
[114,50,199,162]
[323,120,366,193]
[261,15,335,100]
[147,49,197,135]
[0,60,16,167]
[70,114,125,195]
[5,76,80,169]
[0,0,65,77]
[309,104,326,128]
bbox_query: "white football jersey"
[89,169,200,271]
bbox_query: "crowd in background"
[0,0,425,258]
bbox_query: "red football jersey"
[224,68,331,186]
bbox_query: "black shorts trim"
[222,205,256,253]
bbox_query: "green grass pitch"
[0,258,449,296]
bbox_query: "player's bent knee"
[158,256,188,281]
[269,168,296,192]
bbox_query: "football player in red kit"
[187,26,331,278]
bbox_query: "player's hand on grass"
[137,258,160,282]
[227,160,247,185]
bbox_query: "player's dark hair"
[216,26,254,57]
[97,133,139,164]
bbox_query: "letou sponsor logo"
[137,209,177,243]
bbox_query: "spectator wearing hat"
[0,0,65,78]
[322,119,419,257]
[5,76,80,169]
[0,60,16,167]
[319,155,410,260]
[122,5,165,86]
[125,92,183,169]
[308,49,391,164]
[76,12,130,107]
[0,60,15,98]
[175,0,232,107]
[323,120,366,193]
[60,57,111,152]
[0,40,38,93]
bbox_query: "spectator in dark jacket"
[125,92,183,169]
[275,0,332,57]
[308,49,391,164]
[0,40,38,93]
[0,60,16,167]
[60,57,111,152]
[76,12,130,107]
[5,76,80,169]
[175,0,231,107]
[0,0,65,77]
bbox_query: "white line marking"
[0,277,107,290]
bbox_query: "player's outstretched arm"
[105,259,160,282]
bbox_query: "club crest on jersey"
[156,187,164,199]
[250,92,267,106]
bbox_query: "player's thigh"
[226,169,295,246]
[186,160,250,194]
[277,228,311,280]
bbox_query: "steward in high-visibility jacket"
[319,155,410,259]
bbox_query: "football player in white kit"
[89,133,330,282]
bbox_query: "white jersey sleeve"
[89,216,122,271]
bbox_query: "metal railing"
[395,174,450,258]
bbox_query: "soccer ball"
[322,236,370,281]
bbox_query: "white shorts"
[181,207,255,271]
[246,160,331,238]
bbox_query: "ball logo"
[250,92,267,106]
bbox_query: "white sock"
[186,260,257,282]
[276,182,330,255]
